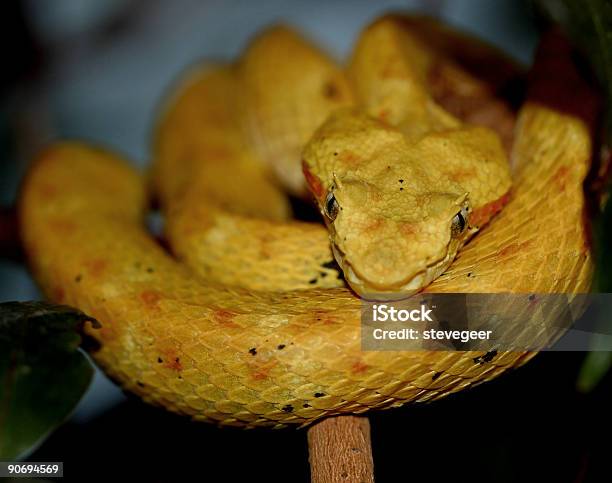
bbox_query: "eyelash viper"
[19,15,594,427]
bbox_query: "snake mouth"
[332,241,458,298]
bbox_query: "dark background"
[31,352,612,482]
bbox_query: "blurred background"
[0,1,610,481]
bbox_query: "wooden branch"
[307,416,374,483]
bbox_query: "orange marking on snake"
[302,160,325,200]
[377,108,391,122]
[364,218,384,234]
[251,370,268,381]
[213,309,240,329]
[451,166,477,182]
[351,360,369,375]
[159,348,183,371]
[250,359,278,381]
[400,222,417,237]
[140,290,162,309]
[85,258,108,277]
[165,357,183,371]
[470,191,510,227]
[497,240,531,258]
[338,150,361,166]
[552,165,571,192]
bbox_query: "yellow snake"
[19,16,593,428]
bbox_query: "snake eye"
[324,192,340,221]
[451,210,467,237]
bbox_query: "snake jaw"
[338,245,460,297]
[332,234,461,297]
[327,189,474,297]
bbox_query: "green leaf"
[577,350,612,393]
[0,302,99,460]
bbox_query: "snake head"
[303,109,510,297]
[321,177,474,296]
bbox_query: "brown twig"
[307,416,374,483]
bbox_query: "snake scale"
[19,16,593,427]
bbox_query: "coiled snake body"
[19,16,593,427]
